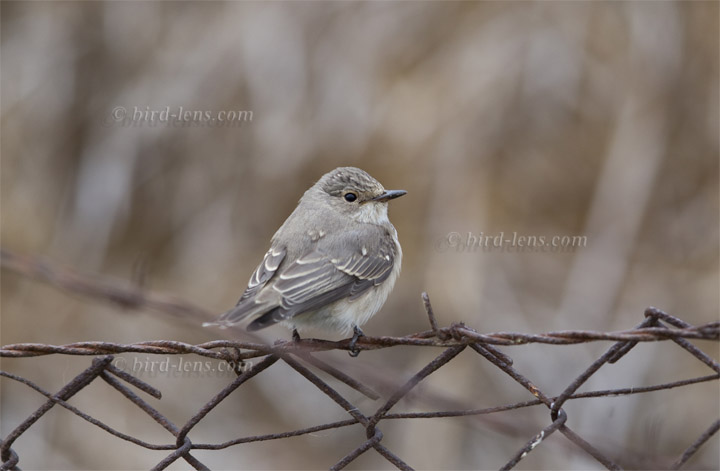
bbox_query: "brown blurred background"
[1,1,718,470]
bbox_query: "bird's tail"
[202,300,270,329]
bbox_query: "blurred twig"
[1,248,215,322]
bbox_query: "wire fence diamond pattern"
[1,301,718,470]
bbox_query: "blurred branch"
[1,248,215,323]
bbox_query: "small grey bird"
[205,167,405,352]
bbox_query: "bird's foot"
[292,328,301,342]
[348,326,365,357]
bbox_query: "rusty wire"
[2,319,717,359]
[1,301,718,470]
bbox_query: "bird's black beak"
[371,189,407,203]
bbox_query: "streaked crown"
[318,167,385,199]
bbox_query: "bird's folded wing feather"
[216,228,396,328]
[269,231,396,319]
[211,247,286,324]
[240,246,286,302]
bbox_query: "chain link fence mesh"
[2,303,718,471]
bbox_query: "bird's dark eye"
[344,192,357,202]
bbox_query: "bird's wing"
[211,246,286,325]
[247,229,397,330]
[239,246,286,302]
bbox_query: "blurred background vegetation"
[1,1,718,469]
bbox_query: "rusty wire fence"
[1,298,718,471]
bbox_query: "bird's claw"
[348,326,364,357]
